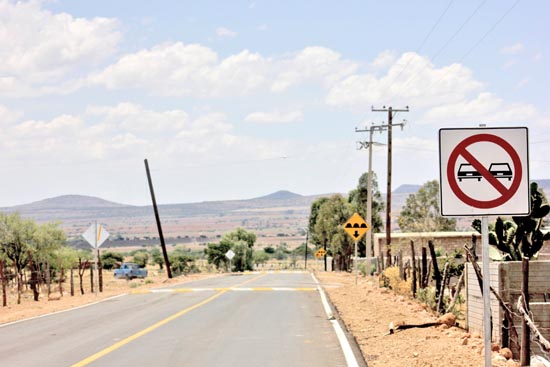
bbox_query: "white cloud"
[502,60,517,70]
[270,47,358,92]
[0,0,121,86]
[89,43,267,96]
[0,103,290,169]
[517,78,530,88]
[421,92,537,124]
[245,110,303,124]
[500,43,524,55]
[0,104,23,124]
[216,27,237,38]
[13,115,84,137]
[371,50,396,68]
[326,52,482,109]
[90,43,357,97]
[85,103,189,134]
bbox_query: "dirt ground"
[315,272,521,367]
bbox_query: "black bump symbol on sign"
[345,223,368,238]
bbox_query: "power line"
[379,0,455,98]
[419,0,522,97]
[397,0,488,93]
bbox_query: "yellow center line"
[71,273,266,367]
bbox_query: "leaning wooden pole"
[144,159,172,279]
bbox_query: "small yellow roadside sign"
[343,213,370,241]
[315,248,326,259]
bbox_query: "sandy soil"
[316,272,519,367]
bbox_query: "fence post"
[421,247,428,288]
[520,257,530,367]
[411,240,417,297]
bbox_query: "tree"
[348,172,385,256]
[29,221,66,300]
[54,246,79,297]
[77,250,92,295]
[398,180,456,232]
[222,228,256,272]
[313,195,354,271]
[205,242,231,270]
[101,252,124,270]
[348,171,385,232]
[253,250,269,267]
[205,228,257,272]
[0,213,35,304]
[132,251,149,268]
[169,249,196,275]
[274,243,290,260]
[150,248,164,269]
[308,197,329,248]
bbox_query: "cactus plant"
[472,182,550,260]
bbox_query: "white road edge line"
[311,273,359,367]
[0,294,128,328]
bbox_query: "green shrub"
[417,287,437,311]
[133,251,149,268]
[101,252,124,270]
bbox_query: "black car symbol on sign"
[457,163,513,182]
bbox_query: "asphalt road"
[0,272,364,367]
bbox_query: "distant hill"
[9,195,131,211]
[0,190,320,223]
[393,184,421,194]
[252,190,303,201]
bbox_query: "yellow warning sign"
[315,248,326,259]
[343,213,370,241]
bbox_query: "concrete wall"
[466,261,550,356]
[373,232,481,259]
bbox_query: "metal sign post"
[481,216,491,367]
[439,126,529,367]
[82,222,110,296]
[225,250,235,273]
[354,240,359,285]
[343,213,370,285]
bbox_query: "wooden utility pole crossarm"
[371,106,408,267]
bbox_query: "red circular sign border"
[446,133,522,209]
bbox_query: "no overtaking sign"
[439,127,529,216]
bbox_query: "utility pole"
[355,123,387,259]
[304,229,309,270]
[371,106,408,267]
[144,159,173,279]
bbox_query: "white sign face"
[439,127,529,216]
[82,223,110,249]
[225,249,235,260]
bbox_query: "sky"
[1,0,549,207]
